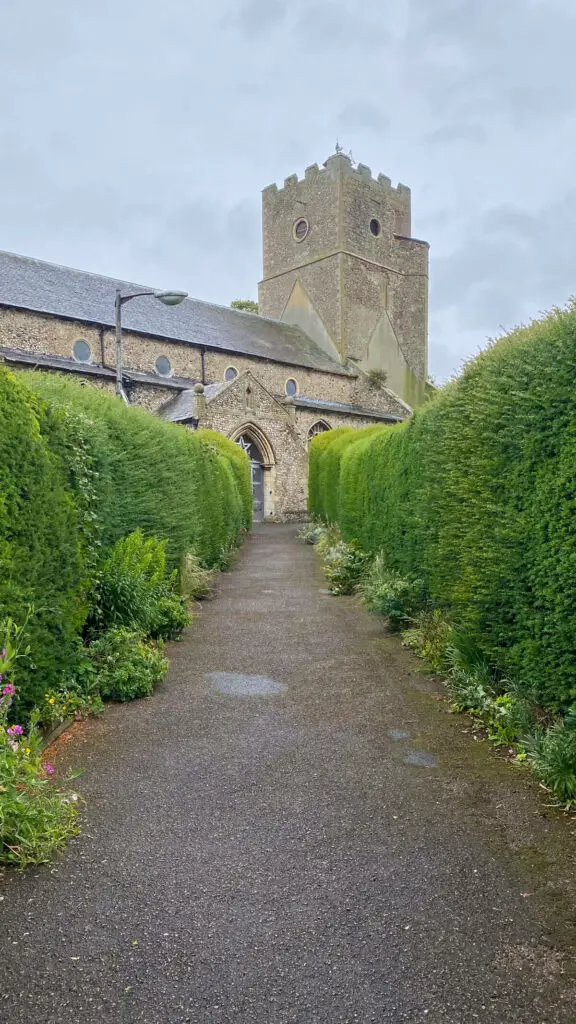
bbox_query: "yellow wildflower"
[48,698,55,705]
[25,748,30,755]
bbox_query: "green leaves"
[88,628,168,702]
[0,369,248,713]
[309,302,576,714]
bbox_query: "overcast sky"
[2,0,575,381]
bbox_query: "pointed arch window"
[307,420,331,443]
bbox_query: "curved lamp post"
[115,287,188,400]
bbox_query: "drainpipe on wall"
[200,348,207,385]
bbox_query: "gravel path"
[1,525,575,1023]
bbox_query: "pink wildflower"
[2,684,16,697]
[7,725,24,737]
[44,763,55,775]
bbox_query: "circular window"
[155,355,172,377]
[293,218,309,242]
[224,366,238,382]
[285,378,298,397]
[370,218,381,236]
[73,339,91,363]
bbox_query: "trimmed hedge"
[309,304,576,712]
[197,429,253,532]
[0,367,250,708]
[0,371,86,710]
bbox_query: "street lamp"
[114,287,188,400]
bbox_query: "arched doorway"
[236,434,266,521]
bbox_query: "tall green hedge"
[0,371,87,708]
[0,367,250,709]
[198,429,253,532]
[23,374,250,566]
[309,304,576,712]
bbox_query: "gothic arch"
[229,422,276,467]
[307,419,332,442]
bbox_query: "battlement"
[262,152,411,204]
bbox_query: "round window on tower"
[73,339,91,363]
[155,355,172,377]
[293,218,309,242]
[285,378,298,397]
[370,218,381,237]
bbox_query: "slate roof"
[294,395,401,422]
[0,249,352,376]
[158,384,227,423]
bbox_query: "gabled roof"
[158,383,227,423]
[0,249,353,377]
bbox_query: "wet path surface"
[1,525,576,1023]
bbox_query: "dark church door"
[251,462,264,522]
[236,435,266,522]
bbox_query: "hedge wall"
[197,429,253,532]
[309,304,576,712]
[0,368,250,708]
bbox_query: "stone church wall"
[0,306,408,419]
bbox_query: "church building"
[0,152,430,520]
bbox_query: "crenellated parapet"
[263,152,411,205]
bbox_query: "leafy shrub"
[402,611,455,673]
[315,523,343,558]
[323,541,371,595]
[522,725,576,809]
[41,686,104,725]
[87,530,191,640]
[88,628,168,702]
[180,552,213,600]
[360,553,426,631]
[0,623,80,866]
[308,303,576,713]
[297,522,325,546]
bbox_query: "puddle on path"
[389,728,410,741]
[206,672,286,696]
[404,750,438,767]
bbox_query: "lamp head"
[154,290,188,306]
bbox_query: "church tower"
[258,152,429,407]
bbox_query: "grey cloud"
[294,2,389,50]
[424,123,486,145]
[404,0,576,124]
[338,101,389,134]
[235,0,287,34]
[431,191,576,334]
